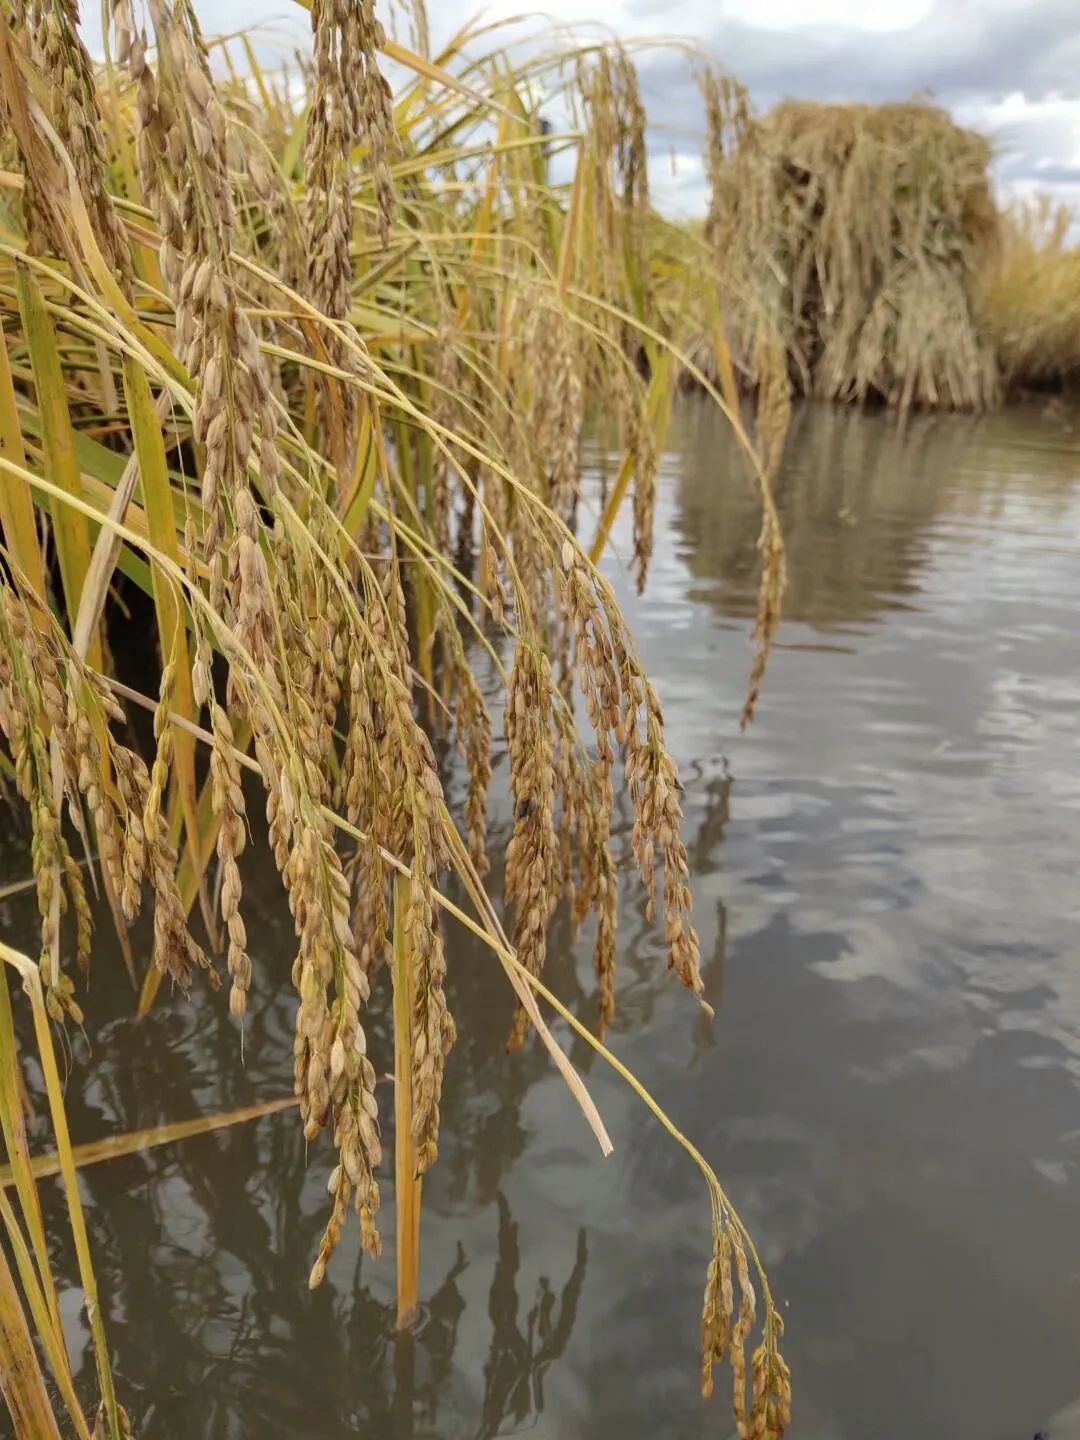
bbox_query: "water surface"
[4,398,1080,1440]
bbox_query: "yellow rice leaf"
[557,152,585,299]
[0,1244,62,1440]
[384,37,518,120]
[0,1190,89,1438]
[337,399,377,531]
[589,352,675,565]
[0,1190,89,1439]
[0,317,46,599]
[0,1097,296,1187]
[123,357,205,891]
[0,974,59,1336]
[14,267,102,670]
[705,282,742,426]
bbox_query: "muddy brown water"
[3,399,1080,1440]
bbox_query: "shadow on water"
[3,854,587,1439]
[671,398,1080,631]
[4,398,1080,1439]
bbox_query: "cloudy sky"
[505,0,1080,217]
[87,0,1080,219]
[630,0,1080,215]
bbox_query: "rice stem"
[392,872,423,1330]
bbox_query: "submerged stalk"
[0,1239,62,1440]
[0,942,123,1440]
[392,872,422,1329]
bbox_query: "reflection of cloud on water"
[583,398,1080,1437]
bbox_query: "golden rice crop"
[0,2,788,1436]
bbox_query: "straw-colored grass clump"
[977,198,1080,392]
[705,93,1002,411]
[0,2,789,1437]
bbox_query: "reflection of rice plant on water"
[0,1,792,1435]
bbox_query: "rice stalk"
[0,1098,296,1188]
[0,965,61,1337]
[0,313,46,598]
[0,1238,63,1440]
[15,271,102,660]
[392,870,422,1329]
[123,356,207,909]
[0,1186,88,1438]
[1,940,128,1439]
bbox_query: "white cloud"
[955,90,1080,223]
[716,0,935,32]
[79,0,1080,222]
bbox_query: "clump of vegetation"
[0,1,790,1437]
[977,197,1080,393]
[703,90,1002,411]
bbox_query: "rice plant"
[0,2,790,1436]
